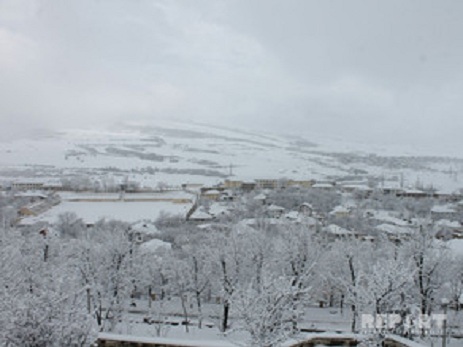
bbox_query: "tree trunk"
[222,301,230,332]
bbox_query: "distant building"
[201,189,221,201]
[312,182,335,190]
[431,204,458,220]
[223,180,243,189]
[255,179,279,190]
[12,180,45,190]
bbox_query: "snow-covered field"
[21,200,192,225]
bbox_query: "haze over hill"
[1,0,463,154]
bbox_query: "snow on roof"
[14,191,48,199]
[370,212,411,227]
[300,202,313,209]
[209,203,229,217]
[312,183,334,188]
[253,193,267,200]
[189,210,213,220]
[431,205,456,214]
[403,189,426,194]
[380,182,402,190]
[330,205,351,215]
[376,223,414,235]
[203,189,220,195]
[267,204,285,211]
[436,219,461,229]
[324,224,352,235]
[284,211,299,220]
[240,217,286,226]
[342,184,372,191]
[131,221,159,235]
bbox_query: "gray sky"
[1,0,463,152]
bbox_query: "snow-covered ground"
[20,200,192,225]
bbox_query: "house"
[431,204,457,220]
[43,180,64,191]
[253,193,267,205]
[434,220,463,240]
[341,184,373,197]
[398,189,429,199]
[329,205,351,218]
[241,181,257,192]
[14,191,48,200]
[267,204,285,218]
[312,182,335,190]
[284,211,299,220]
[375,223,414,241]
[287,179,315,188]
[219,190,235,201]
[255,179,279,190]
[380,183,403,196]
[181,183,204,192]
[223,180,243,189]
[130,221,160,243]
[209,203,230,218]
[368,210,412,227]
[322,224,356,241]
[188,209,214,222]
[201,189,221,201]
[11,180,45,190]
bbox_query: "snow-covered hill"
[1,120,462,193]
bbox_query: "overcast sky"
[1,0,463,152]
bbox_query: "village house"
[255,179,279,190]
[434,219,463,240]
[329,205,352,218]
[201,189,221,201]
[341,184,373,198]
[11,180,45,190]
[222,180,243,189]
[219,189,235,201]
[130,221,160,243]
[397,189,429,199]
[375,223,414,241]
[286,179,315,188]
[240,181,256,192]
[253,193,267,205]
[312,182,335,190]
[209,202,230,218]
[431,204,458,220]
[321,224,356,241]
[188,208,214,223]
[266,204,285,218]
